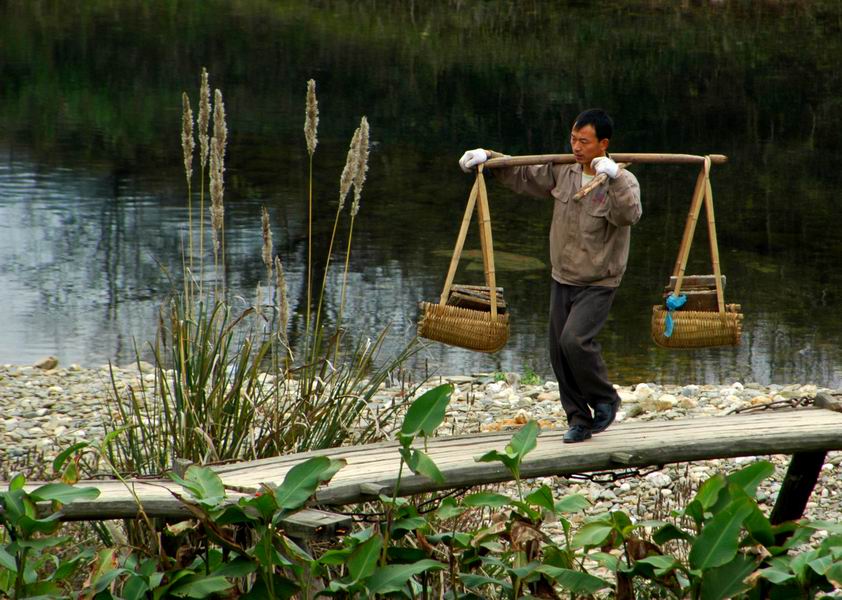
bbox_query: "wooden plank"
[11,409,842,521]
[665,274,726,291]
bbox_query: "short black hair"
[573,108,614,141]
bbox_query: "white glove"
[458,148,488,173]
[591,156,619,179]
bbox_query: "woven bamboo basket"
[418,302,509,353]
[418,166,510,353]
[651,304,743,348]
[651,156,743,349]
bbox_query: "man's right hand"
[458,148,488,173]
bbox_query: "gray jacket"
[492,161,641,287]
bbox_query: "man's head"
[570,108,613,171]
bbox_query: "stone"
[618,388,637,403]
[645,472,672,488]
[678,397,698,409]
[626,404,645,418]
[33,356,58,370]
[655,394,677,412]
[634,383,654,401]
[680,384,700,397]
[537,391,560,402]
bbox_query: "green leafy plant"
[520,366,542,386]
[0,473,99,598]
[572,460,842,599]
[475,419,540,500]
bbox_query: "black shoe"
[592,400,619,434]
[563,425,592,443]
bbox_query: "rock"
[486,381,505,395]
[678,397,698,409]
[634,383,654,401]
[33,356,58,370]
[618,388,637,403]
[626,404,645,418]
[655,394,677,412]
[681,384,700,397]
[645,472,672,488]
[537,391,560,402]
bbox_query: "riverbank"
[1,362,840,530]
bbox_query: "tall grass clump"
[104,70,419,485]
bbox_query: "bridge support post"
[769,450,826,542]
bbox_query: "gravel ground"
[1,361,840,533]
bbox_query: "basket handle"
[703,159,726,313]
[438,167,500,322]
[670,156,726,313]
[475,166,500,321]
[439,175,479,304]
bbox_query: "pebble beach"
[2,361,841,532]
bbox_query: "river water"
[1,1,841,386]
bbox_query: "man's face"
[570,124,609,169]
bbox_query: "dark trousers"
[549,280,621,428]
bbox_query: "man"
[458,109,641,443]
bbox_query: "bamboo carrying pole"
[484,153,728,169]
[572,162,630,200]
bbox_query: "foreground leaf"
[689,497,754,570]
[726,460,774,499]
[572,520,613,548]
[554,493,591,514]
[367,560,445,594]
[535,565,610,594]
[700,554,757,600]
[463,492,512,508]
[168,466,225,504]
[275,456,345,510]
[169,575,234,598]
[402,449,444,484]
[399,384,452,444]
[348,534,383,583]
[29,483,100,504]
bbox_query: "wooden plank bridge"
[15,407,842,525]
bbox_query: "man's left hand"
[591,156,620,179]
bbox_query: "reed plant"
[104,70,419,484]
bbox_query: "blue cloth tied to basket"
[664,294,687,338]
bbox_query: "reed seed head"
[181,92,195,185]
[209,89,227,248]
[351,116,369,217]
[198,68,210,169]
[305,79,319,156]
[209,136,225,248]
[261,206,273,272]
[274,255,288,340]
[213,89,227,164]
[338,126,361,211]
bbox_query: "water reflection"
[1,1,841,387]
